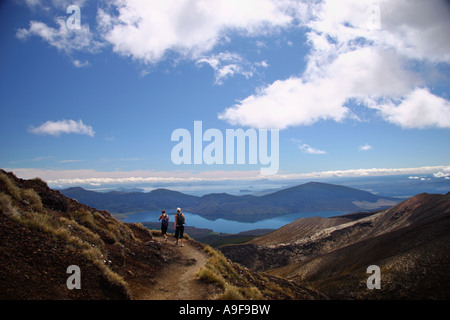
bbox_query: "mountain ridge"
[61,182,398,222]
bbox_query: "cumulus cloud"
[17,0,308,83]
[29,119,95,137]
[17,0,450,129]
[374,88,450,129]
[16,17,102,55]
[219,47,419,129]
[196,52,255,85]
[219,76,350,129]
[219,0,450,130]
[96,0,298,64]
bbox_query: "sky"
[1,0,450,191]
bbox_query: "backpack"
[176,213,185,226]
[161,214,169,227]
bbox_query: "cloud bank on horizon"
[5,165,450,188]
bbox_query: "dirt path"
[130,235,210,300]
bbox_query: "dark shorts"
[161,224,168,235]
[175,225,184,239]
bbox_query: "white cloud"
[6,165,450,187]
[375,88,450,129]
[219,46,420,129]
[29,119,95,137]
[16,17,102,56]
[219,76,350,129]
[51,0,88,9]
[196,52,254,85]
[359,144,372,151]
[21,0,88,10]
[292,139,327,155]
[23,0,42,8]
[96,0,299,64]
[308,0,450,63]
[73,59,89,68]
[256,60,269,68]
[376,0,450,64]
[434,168,450,179]
[219,0,450,130]
[299,144,327,155]
[17,0,450,130]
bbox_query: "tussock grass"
[29,177,48,188]
[222,285,263,300]
[197,266,226,288]
[19,210,57,235]
[71,208,95,226]
[0,192,20,219]
[222,285,244,300]
[0,172,21,201]
[0,172,129,292]
[197,244,264,300]
[21,188,44,212]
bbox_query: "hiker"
[174,207,185,247]
[158,210,169,242]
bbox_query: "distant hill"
[220,192,450,299]
[61,182,398,222]
[61,187,199,214]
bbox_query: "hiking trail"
[129,235,210,300]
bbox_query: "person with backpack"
[174,207,185,247]
[158,209,169,242]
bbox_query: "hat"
[176,207,181,212]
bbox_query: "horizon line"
[2,165,449,187]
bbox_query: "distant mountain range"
[60,182,399,222]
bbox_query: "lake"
[123,210,349,234]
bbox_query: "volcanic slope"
[0,170,324,300]
[220,192,450,299]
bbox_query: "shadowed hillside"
[0,170,324,300]
[220,192,450,299]
[0,170,167,299]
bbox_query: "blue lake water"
[123,210,348,234]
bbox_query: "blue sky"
[1,0,450,190]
